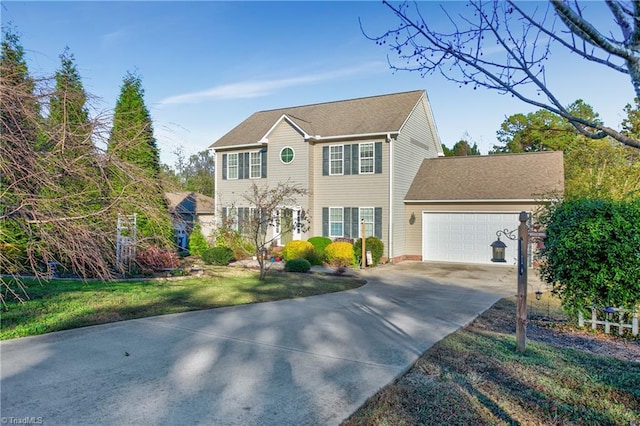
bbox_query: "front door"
[276,207,302,246]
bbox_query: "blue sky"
[2,1,634,166]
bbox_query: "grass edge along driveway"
[1,267,365,340]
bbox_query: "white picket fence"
[578,307,639,337]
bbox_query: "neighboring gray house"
[210,90,564,264]
[165,191,215,251]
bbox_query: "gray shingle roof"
[405,151,564,201]
[210,90,426,149]
[165,192,215,214]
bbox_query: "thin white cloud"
[157,62,385,107]
[101,28,128,46]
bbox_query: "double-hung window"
[250,152,261,179]
[359,143,374,174]
[227,153,239,180]
[359,207,374,237]
[329,207,343,237]
[329,145,343,175]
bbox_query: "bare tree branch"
[362,0,640,149]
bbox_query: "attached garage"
[402,152,565,265]
[422,211,524,264]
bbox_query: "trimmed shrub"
[325,241,355,268]
[202,246,235,266]
[284,258,311,273]
[135,246,179,271]
[307,236,332,263]
[354,237,384,266]
[539,198,640,316]
[188,223,211,256]
[282,240,315,262]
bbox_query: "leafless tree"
[0,64,173,304]
[363,0,640,149]
[226,181,309,280]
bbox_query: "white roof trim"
[404,199,548,203]
[212,143,264,152]
[307,131,399,142]
[261,114,310,142]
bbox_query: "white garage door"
[422,212,524,264]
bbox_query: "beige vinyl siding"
[403,202,545,258]
[266,121,309,190]
[310,139,389,250]
[392,95,439,258]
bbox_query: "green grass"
[344,295,640,426]
[1,266,365,340]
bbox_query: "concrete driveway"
[0,262,537,425]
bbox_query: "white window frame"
[280,146,295,164]
[359,207,374,238]
[250,151,261,179]
[359,143,374,174]
[329,207,343,237]
[329,145,343,175]
[227,153,239,180]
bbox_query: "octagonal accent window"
[280,146,295,164]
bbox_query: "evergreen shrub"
[202,246,235,266]
[307,236,332,263]
[539,198,640,316]
[354,237,384,266]
[284,258,311,273]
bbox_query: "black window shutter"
[238,153,244,179]
[322,207,329,236]
[343,145,351,175]
[343,207,351,238]
[222,154,227,180]
[222,207,227,224]
[352,144,359,175]
[261,150,267,178]
[322,146,329,176]
[374,207,382,239]
[375,142,382,174]
[351,207,359,238]
[243,153,250,179]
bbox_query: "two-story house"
[210,90,441,261]
[210,90,564,264]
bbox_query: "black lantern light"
[490,236,507,263]
[535,290,543,300]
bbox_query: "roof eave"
[307,131,400,143]
[404,198,555,204]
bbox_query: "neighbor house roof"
[210,90,426,149]
[405,151,564,202]
[165,192,215,215]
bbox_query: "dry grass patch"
[344,294,640,426]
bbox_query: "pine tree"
[107,71,173,244]
[108,71,161,176]
[0,28,42,276]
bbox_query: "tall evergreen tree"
[107,71,172,243]
[0,28,42,278]
[108,71,161,176]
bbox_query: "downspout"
[387,133,393,263]
[212,149,218,227]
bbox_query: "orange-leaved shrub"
[325,241,354,268]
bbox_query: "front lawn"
[1,266,365,340]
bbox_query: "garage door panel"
[423,212,523,264]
